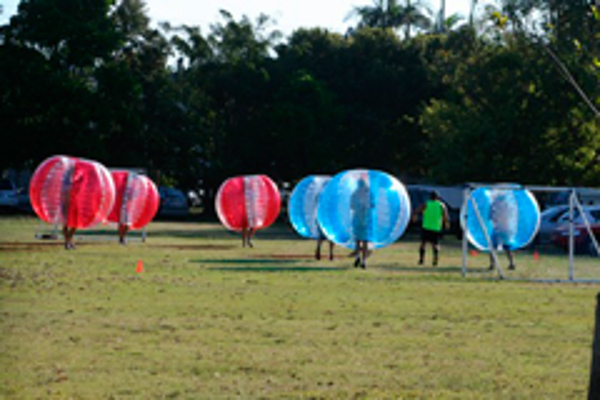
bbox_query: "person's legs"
[354,240,361,267]
[431,232,440,266]
[328,241,334,261]
[506,248,515,270]
[62,225,69,249]
[488,253,495,270]
[247,228,254,248]
[315,238,323,260]
[419,240,426,265]
[360,241,368,269]
[432,243,439,266]
[118,224,129,245]
[63,226,76,250]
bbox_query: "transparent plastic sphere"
[288,175,331,239]
[107,171,160,229]
[461,186,541,251]
[215,175,281,231]
[317,169,411,249]
[29,155,115,229]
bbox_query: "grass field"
[1,215,599,399]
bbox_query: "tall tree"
[348,0,431,38]
[7,0,120,67]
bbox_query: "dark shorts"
[421,228,442,245]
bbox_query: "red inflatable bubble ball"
[29,155,116,229]
[107,171,160,229]
[216,175,281,231]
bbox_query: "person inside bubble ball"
[413,190,449,266]
[488,194,516,271]
[61,170,76,250]
[350,178,373,269]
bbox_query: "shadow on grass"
[376,264,474,274]
[209,266,345,273]
[148,221,300,241]
[195,258,345,273]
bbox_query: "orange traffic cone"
[533,250,540,261]
[136,260,144,273]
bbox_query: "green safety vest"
[422,200,444,232]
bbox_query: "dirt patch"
[0,242,63,252]
[0,241,111,252]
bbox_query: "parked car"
[552,222,600,255]
[157,186,189,218]
[537,205,570,244]
[550,205,600,227]
[0,178,19,208]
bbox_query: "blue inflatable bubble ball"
[461,186,541,251]
[288,175,331,239]
[317,169,411,249]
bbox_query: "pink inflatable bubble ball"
[215,175,281,247]
[107,170,160,244]
[29,155,115,248]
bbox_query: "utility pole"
[589,293,600,399]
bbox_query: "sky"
[0,0,476,38]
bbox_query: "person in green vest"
[413,190,450,266]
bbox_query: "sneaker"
[361,261,366,269]
[354,257,360,268]
[508,264,516,270]
[488,264,494,271]
[418,259,423,265]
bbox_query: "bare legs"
[315,238,335,260]
[488,248,516,270]
[354,240,369,269]
[419,240,439,266]
[62,225,76,250]
[118,224,129,245]
[242,227,255,248]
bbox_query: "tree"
[7,0,120,68]
[420,40,599,185]
[348,0,431,38]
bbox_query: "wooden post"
[589,293,600,399]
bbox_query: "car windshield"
[541,206,567,221]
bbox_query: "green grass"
[1,215,599,398]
